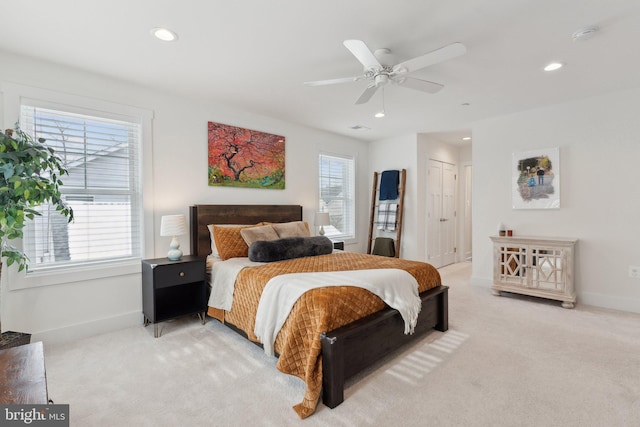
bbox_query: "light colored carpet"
[44,262,640,426]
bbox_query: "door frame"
[461,162,472,262]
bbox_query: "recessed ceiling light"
[544,62,563,72]
[374,111,385,118]
[462,137,471,141]
[151,27,178,42]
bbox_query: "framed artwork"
[208,121,285,189]
[512,147,560,209]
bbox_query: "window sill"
[6,259,142,291]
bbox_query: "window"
[20,104,143,272]
[318,153,355,240]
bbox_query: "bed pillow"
[248,236,333,262]
[207,224,248,258]
[240,224,280,246]
[212,225,255,260]
[271,221,311,238]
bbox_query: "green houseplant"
[0,124,73,344]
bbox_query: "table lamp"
[160,214,187,260]
[314,212,330,236]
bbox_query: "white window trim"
[318,150,357,244]
[1,82,154,289]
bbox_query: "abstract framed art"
[207,121,285,189]
[512,147,560,209]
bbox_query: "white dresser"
[490,235,578,308]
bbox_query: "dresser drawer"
[154,261,204,289]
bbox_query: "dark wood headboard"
[189,204,303,257]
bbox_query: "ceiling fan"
[304,40,466,104]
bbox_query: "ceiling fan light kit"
[375,87,386,118]
[304,39,467,107]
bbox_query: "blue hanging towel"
[379,170,400,200]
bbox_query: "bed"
[189,204,448,418]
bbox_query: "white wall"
[472,87,640,313]
[0,50,369,342]
[418,135,469,264]
[369,134,420,260]
[369,133,468,264]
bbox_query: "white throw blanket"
[254,268,421,357]
[208,257,265,310]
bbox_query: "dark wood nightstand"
[332,240,345,250]
[142,255,207,337]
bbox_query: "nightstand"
[142,255,207,337]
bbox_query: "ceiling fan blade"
[393,42,466,74]
[397,76,444,94]
[355,84,379,104]
[304,76,362,86]
[343,39,382,70]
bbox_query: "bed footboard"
[320,285,448,408]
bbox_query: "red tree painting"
[208,122,285,189]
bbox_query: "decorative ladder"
[367,169,406,258]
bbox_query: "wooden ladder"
[367,169,406,258]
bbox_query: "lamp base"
[319,225,325,236]
[167,248,183,261]
[167,236,183,261]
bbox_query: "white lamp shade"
[314,212,330,226]
[160,214,187,237]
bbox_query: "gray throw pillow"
[248,236,333,262]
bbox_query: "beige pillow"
[271,221,310,238]
[240,224,279,246]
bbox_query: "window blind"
[318,153,355,239]
[20,105,142,271]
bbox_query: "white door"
[427,159,457,267]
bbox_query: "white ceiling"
[1,1,639,143]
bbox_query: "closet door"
[427,159,457,267]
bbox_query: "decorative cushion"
[240,224,279,246]
[271,221,310,238]
[208,224,248,258]
[213,225,254,260]
[248,236,333,262]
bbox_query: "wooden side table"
[0,341,48,404]
[490,235,577,308]
[142,255,207,337]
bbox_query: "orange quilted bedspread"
[215,252,441,418]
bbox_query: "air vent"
[572,26,598,41]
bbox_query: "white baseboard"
[32,311,142,345]
[470,275,639,314]
[578,291,640,315]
